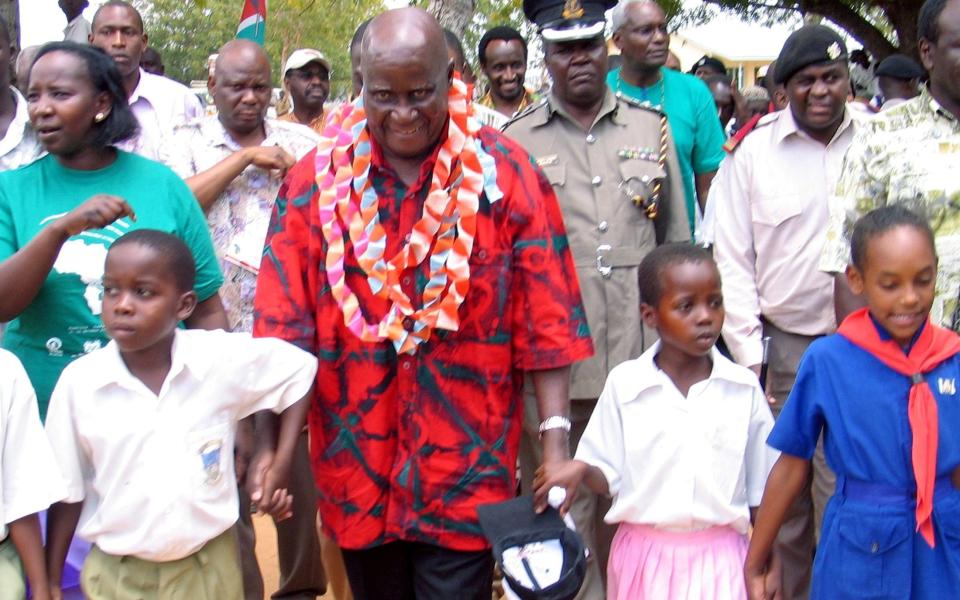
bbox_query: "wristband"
[538,415,572,438]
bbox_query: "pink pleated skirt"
[607,523,748,600]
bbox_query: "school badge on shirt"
[199,439,224,484]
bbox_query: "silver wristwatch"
[538,415,572,438]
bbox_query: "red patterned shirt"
[253,126,593,551]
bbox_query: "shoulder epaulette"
[614,92,666,116]
[502,98,548,130]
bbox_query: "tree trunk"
[426,0,475,38]
[0,0,19,50]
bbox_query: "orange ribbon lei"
[838,308,960,547]
[314,77,487,354]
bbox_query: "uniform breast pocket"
[709,420,749,499]
[185,422,233,498]
[750,194,803,227]
[541,163,565,189]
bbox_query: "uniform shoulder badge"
[501,98,547,130]
[616,93,665,115]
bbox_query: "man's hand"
[245,146,296,176]
[532,459,587,517]
[54,194,136,237]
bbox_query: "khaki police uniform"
[504,89,688,599]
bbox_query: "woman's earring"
[94,112,106,122]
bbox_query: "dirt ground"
[253,514,333,600]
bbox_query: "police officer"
[505,1,688,597]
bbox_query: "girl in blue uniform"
[745,205,960,599]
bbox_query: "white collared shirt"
[44,329,317,561]
[63,14,91,44]
[0,350,67,540]
[0,87,43,171]
[576,342,778,534]
[710,108,856,366]
[117,69,205,160]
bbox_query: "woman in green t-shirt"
[0,42,227,418]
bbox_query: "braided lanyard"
[315,77,490,354]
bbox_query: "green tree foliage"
[704,0,925,59]
[135,0,382,97]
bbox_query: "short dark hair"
[444,28,467,63]
[850,206,936,270]
[638,243,717,306]
[92,0,145,33]
[32,43,140,150]
[919,0,949,43]
[350,18,371,53]
[478,26,526,66]
[109,229,197,293]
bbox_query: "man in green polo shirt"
[607,0,726,238]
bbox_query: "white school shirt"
[575,342,778,534]
[0,87,44,172]
[0,350,67,541]
[44,329,318,561]
[117,69,205,160]
[710,108,855,367]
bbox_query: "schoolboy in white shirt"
[0,350,67,600]
[44,229,318,600]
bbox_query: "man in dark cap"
[712,24,855,600]
[823,0,960,331]
[506,1,689,597]
[607,0,726,239]
[253,7,593,600]
[691,55,727,79]
[875,53,926,109]
[475,25,537,128]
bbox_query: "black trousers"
[341,541,493,600]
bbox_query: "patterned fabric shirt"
[252,126,593,551]
[165,117,320,332]
[820,87,960,329]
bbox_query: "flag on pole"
[236,0,267,46]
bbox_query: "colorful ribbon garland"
[315,77,488,354]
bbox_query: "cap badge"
[827,42,842,60]
[562,0,585,19]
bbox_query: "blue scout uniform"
[769,318,960,599]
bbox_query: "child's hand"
[246,448,294,520]
[257,481,294,521]
[532,459,587,517]
[744,547,781,600]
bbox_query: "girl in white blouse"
[534,244,779,600]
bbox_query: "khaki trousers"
[0,535,25,600]
[80,527,242,600]
[763,320,836,600]
[520,395,607,600]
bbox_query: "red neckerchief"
[838,308,960,547]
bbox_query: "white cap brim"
[540,21,605,42]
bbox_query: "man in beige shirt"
[504,1,688,597]
[710,25,856,600]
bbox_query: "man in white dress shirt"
[89,1,204,160]
[710,25,856,600]
[60,0,91,44]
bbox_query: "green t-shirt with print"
[0,151,223,418]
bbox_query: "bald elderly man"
[253,8,592,599]
[163,40,325,600]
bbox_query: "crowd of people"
[0,0,959,599]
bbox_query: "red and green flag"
[236,0,267,46]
